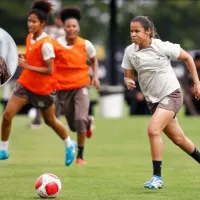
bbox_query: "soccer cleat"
[144,175,163,189]
[86,116,94,139]
[65,141,76,166]
[0,150,9,160]
[76,158,87,165]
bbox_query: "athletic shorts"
[13,83,56,110]
[147,89,183,115]
[56,87,90,133]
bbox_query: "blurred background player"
[183,52,200,115]
[0,0,76,166]
[53,7,100,164]
[30,11,65,128]
[124,75,150,116]
[44,11,65,39]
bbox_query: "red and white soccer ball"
[35,173,62,198]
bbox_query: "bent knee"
[172,136,185,146]
[75,118,87,133]
[148,125,161,137]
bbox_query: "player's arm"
[89,56,100,89]
[18,55,54,74]
[121,47,136,90]
[86,40,100,89]
[124,68,134,79]
[124,69,136,90]
[89,56,98,79]
[18,42,54,74]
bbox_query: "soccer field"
[0,114,199,200]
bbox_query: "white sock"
[64,136,72,148]
[0,141,9,150]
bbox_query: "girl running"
[53,8,100,164]
[0,0,76,166]
[122,16,200,189]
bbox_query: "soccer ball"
[35,173,62,198]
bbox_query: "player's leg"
[144,89,183,189]
[144,108,174,189]
[86,94,95,139]
[63,94,86,164]
[41,104,76,166]
[0,94,28,159]
[164,118,200,163]
[74,87,90,164]
[86,115,94,139]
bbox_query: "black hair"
[131,16,159,38]
[194,52,200,60]
[29,0,53,22]
[60,8,81,23]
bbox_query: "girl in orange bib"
[54,8,100,164]
[0,0,76,166]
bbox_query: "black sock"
[189,147,200,163]
[77,146,84,159]
[153,161,162,177]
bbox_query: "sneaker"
[76,158,87,165]
[86,116,94,139]
[144,175,163,189]
[65,141,76,166]
[0,150,9,160]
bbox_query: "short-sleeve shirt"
[0,56,11,85]
[121,38,181,103]
[30,32,55,61]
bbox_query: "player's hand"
[194,83,200,100]
[91,76,100,90]
[18,55,28,69]
[124,77,136,90]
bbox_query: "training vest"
[18,33,56,95]
[53,36,90,90]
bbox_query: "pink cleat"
[76,158,87,165]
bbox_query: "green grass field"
[0,112,200,200]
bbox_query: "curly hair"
[60,7,81,23]
[29,0,53,22]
